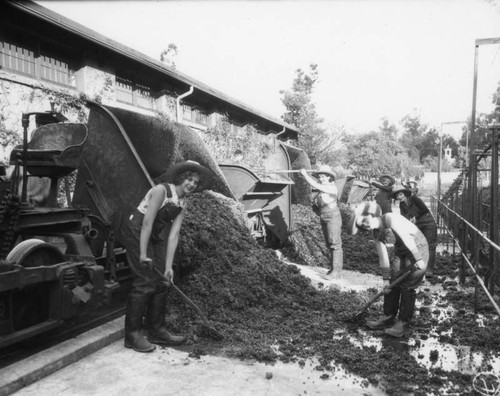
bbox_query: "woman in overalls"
[348,201,428,337]
[300,166,343,277]
[122,161,212,353]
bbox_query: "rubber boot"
[326,248,343,277]
[124,293,156,353]
[384,320,409,338]
[332,248,343,277]
[385,289,416,337]
[426,247,436,278]
[146,292,186,346]
[326,249,334,275]
[366,314,396,330]
[366,287,400,330]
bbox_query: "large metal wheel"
[6,239,66,331]
[7,238,65,267]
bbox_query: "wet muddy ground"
[166,191,500,395]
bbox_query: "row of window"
[1,40,76,87]
[1,37,209,126]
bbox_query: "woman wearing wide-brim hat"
[392,183,437,278]
[300,165,343,277]
[122,160,213,353]
[369,174,395,214]
[348,200,428,338]
[402,180,419,196]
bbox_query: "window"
[182,104,207,126]
[135,83,154,109]
[0,40,35,76]
[116,76,134,104]
[0,33,76,88]
[40,54,75,86]
[116,75,154,110]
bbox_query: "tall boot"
[426,247,436,277]
[146,291,186,346]
[326,249,334,275]
[332,248,343,277]
[124,293,156,353]
[385,288,416,337]
[366,287,400,330]
[326,248,343,276]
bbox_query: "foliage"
[160,43,178,69]
[280,64,346,166]
[0,114,21,161]
[398,114,444,162]
[202,118,273,170]
[346,131,408,177]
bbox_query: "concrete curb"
[0,316,124,396]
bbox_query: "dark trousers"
[122,210,171,297]
[383,236,427,322]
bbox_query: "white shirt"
[136,183,185,214]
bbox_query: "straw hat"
[391,184,412,199]
[312,165,336,181]
[347,201,382,235]
[162,160,213,191]
[379,175,395,186]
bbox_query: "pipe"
[176,86,194,123]
[275,126,287,140]
[273,127,286,149]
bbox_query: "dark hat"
[312,165,336,181]
[347,201,382,235]
[391,184,412,198]
[162,160,213,191]
[379,175,395,185]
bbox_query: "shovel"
[153,268,223,340]
[345,264,417,323]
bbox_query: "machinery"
[0,112,105,348]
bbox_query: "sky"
[37,0,500,139]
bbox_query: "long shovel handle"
[352,266,416,319]
[153,268,210,325]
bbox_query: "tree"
[399,114,429,161]
[378,118,399,140]
[346,131,408,178]
[419,129,440,159]
[160,43,178,68]
[280,64,345,166]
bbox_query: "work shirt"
[399,196,430,223]
[314,182,338,212]
[378,213,426,263]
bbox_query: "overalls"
[123,184,183,296]
[315,188,343,273]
